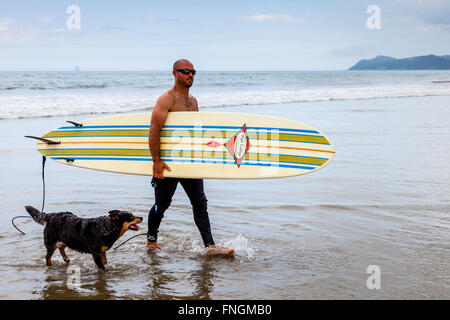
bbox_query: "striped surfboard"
[32,112,335,179]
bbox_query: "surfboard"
[30,112,335,179]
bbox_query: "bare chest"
[170,95,198,112]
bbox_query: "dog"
[25,206,143,271]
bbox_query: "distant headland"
[349,54,450,70]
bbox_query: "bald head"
[172,59,195,88]
[173,59,192,70]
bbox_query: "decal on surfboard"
[206,141,221,148]
[224,124,251,168]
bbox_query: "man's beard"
[177,78,193,88]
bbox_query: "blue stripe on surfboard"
[38,148,329,160]
[43,137,329,145]
[45,152,323,167]
[45,133,329,145]
[166,125,320,134]
[51,156,317,170]
[59,125,149,129]
[48,155,321,167]
[50,130,326,139]
[39,149,327,165]
[58,125,320,134]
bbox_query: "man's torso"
[166,89,198,112]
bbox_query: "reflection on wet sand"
[37,246,233,300]
[145,249,178,300]
[41,265,115,300]
[189,258,217,300]
[146,249,232,300]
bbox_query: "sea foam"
[1,83,450,119]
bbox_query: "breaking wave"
[1,83,450,119]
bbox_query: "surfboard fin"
[66,121,83,127]
[24,136,61,145]
[56,157,75,163]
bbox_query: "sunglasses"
[174,68,196,75]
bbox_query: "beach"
[0,71,449,299]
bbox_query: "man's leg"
[179,178,234,256]
[147,177,178,246]
[179,178,215,247]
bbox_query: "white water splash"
[220,234,256,260]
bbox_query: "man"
[146,59,234,256]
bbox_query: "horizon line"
[0,69,349,72]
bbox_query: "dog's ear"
[109,210,120,220]
[97,217,117,235]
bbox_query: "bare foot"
[205,245,235,257]
[146,241,162,250]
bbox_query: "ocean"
[0,70,449,299]
[1,70,450,119]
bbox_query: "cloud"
[0,18,65,41]
[50,28,66,33]
[240,14,305,24]
[329,46,369,58]
[395,0,450,25]
[0,18,14,31]
[38,16,53,23]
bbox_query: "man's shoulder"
[157,90,176,106]
[159,89,176,100]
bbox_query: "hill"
[349,54,450,70]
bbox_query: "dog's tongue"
[129,224,140,231]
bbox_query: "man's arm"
[193,96,199,111]
[149,93,173,178]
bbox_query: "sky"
[1,0,450,71]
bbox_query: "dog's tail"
[25,206,48,225]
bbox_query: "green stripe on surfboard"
[42,130,330,145]
[37,148,329,166]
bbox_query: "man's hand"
[153,160,171,179]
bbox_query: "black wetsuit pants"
[147,177,215,247]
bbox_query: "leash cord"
[13,155,147,250]
[12,216,32,235]
[11,156,47,235]
[41,155,46,213]
[113,233,147,250]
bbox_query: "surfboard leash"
[11,216,31,235]
[11,155,47,235]
[41,155,47,213]
[14,135,54,234]
[13,145,145,247]
[113,233,148,250]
